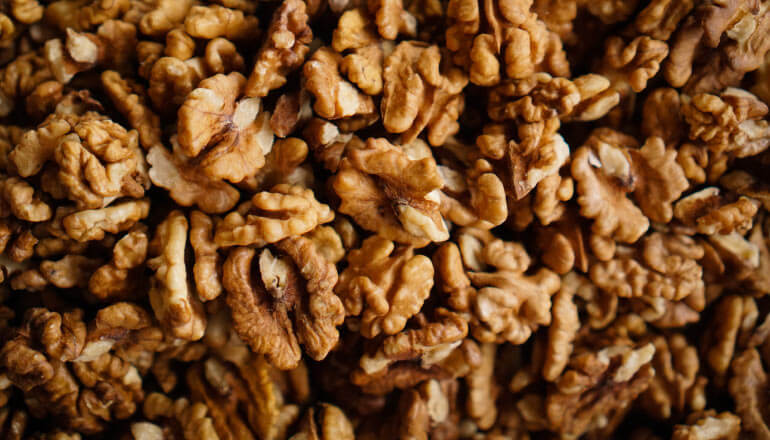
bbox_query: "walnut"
[61,198,150,242]
[0,52,53,117]
[681,88,770,157]
[44,0,129,32]
[629,136,690,223]
[127,0,193,37]
[139,394,219,440]
[245,0,312,98]
[148,57,202,115]
[703,294,756,378]
[642,88,686,147]
[673,187,759,235]
[1,176,51,222]
[353,308,470,393]
[101,70,161,150]
[639,334,705,420]
[183,5,258,40]
[336,235,434,337]
[466,342,499,429]
[147,144,240,214]
[728,348,770,438]
[89,227,148,301]
[333,138,448,246]
[303,47,377,120]
[222,236,344,369]
[672,411,741,440]
[214,184,333,247]
[147,210,207,341]
[590,232,705,303]
[54,118,148,209]
[446,0,569,86]
[571,129,649,244]
[189,211,222,302]
[239,137,311,192]
[291,404,355,440]
[546,342,655,438]
[635,0,695,41]
[271,90,313,138]
[10,0,44,24]
[382,42,467,146]
[488,73,618,123]
[600,36,669,95]
[542,274,580,382]
[438,158,507,229]
[177,72,274,183]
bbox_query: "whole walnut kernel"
[177,72,274,183]
[336,235,434,338]
[223,236,344,370]
[333,137,448,246]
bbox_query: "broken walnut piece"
[336,235,434,338]
[333,137,448,246]
[673,187,759,235]
[101,70,161,150]
[177,72,274,183]
[671,410,741,440]
[89,227,148,301]
[382,41,467,146]
[183,5,259,40]
[189,211,223,302]
[728,348,769,438]
[245,0,312,98]
[438,157,507,229]
[222,236,344,370]
[291,403,356,440]
[214,184,334,247]
[147,210,207,341]
[303,47,376,120]
[61,198,150,242]
[629,136,690,224]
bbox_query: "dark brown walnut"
[222,235,344,370]
[333,137,448,246]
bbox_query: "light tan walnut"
[446,0,569,86]
[642,88,686,147]
[62,198,150,242]
[239,137,310,192]
[292,403,356,440]
[89,227,148,301]
[600,36,669,95]
[183,5,258,40]
[147,144,240,214]
[0,52,54,118]
[177,72,274,183]
[54,118,148,209]
[672,411,741,440]
[571,129,649,244]
[303,47,376,120]
[245,0,312,98]
[635,0,695,41]
[590,232,705,303]
[728,348,770,438]
[438,158,507,229]
[147,210,207,341]
[542,273,580,382]
[214,184,333,247]
[681,88,770,157]
[148,57,202,115]
[673,187,759,235]
[0,176,51,222]
[382,41,467,146]
[44,0,129,31]
[333,137,448,246]
[101,70,161,150]
[336,235,434,337]
[189,211,222,302]
[223,236,344,369]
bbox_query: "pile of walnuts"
[0,0,769,438]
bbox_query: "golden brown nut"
[101,70,161,150]
[336,235,434,337]
[183,5,259,40]
[333,137,448,246]
[245,0,312,98]
[147,210,207,341]
[671,411,741,440]
[89,227,148,301]
[177,72,273,183]
[382,42,467,146]
[303,47,376,120]
[222,236,344,369]
[214,184,333,247]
